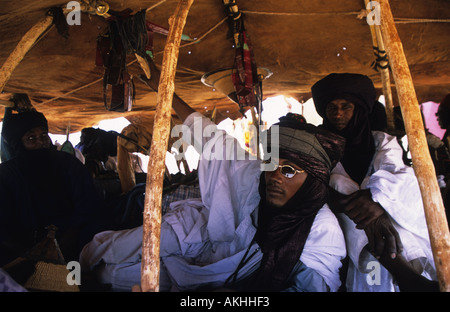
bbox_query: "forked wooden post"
[378,0,450,292]
[0,15,53,93]
[140,0,194,292]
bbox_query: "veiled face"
[21,126,52,150]
[325,99,355,131]
[264,158,308,208]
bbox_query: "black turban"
[1,111,49,156]
[311,73,376,118]
[268,113,346,184]
[311,73,377,184]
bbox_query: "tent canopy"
[1,0,449,135]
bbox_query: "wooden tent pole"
[364,0,395,131]
[378,0,450,292]
[0,15,53,93]
[140,0,194,292]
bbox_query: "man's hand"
[379,254,439,292]
[329,188,384,228]
[364,213,403,259]
[343,189,385,229]
[329,188,403,259]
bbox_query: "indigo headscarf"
[1,110,49,157]
[247,113,345,291]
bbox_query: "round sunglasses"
[263,160,305,178]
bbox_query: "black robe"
[0,148,106,266]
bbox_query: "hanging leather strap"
[103,69,134,112]
[223,0,259,114]
[232,30,258,113]
[96,9,137,112]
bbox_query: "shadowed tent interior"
[0,0,449,136]
[2,0,450,293]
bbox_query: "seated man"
[311,73,438,291]
[79,65,347,292]
[0,108,106,267]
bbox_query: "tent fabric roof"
[1,0,450,134]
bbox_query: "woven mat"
[24,261,79,292]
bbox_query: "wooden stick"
[117,141,136,194]
[0,99,14,107]
[373,23,395,131]
[364,0,395,131]
[135,53,151,79]
[0,15,53,93]
[379,0,450,292]
[140,0,194,292]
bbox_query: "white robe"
[79,112,346,291]
[330,130,437,292]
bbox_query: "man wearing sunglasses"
[80,61,348,292]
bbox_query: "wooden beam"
[0,15,53,93]
[0,99,14,107]
[379,0,450,292]
[140,0,194,292]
